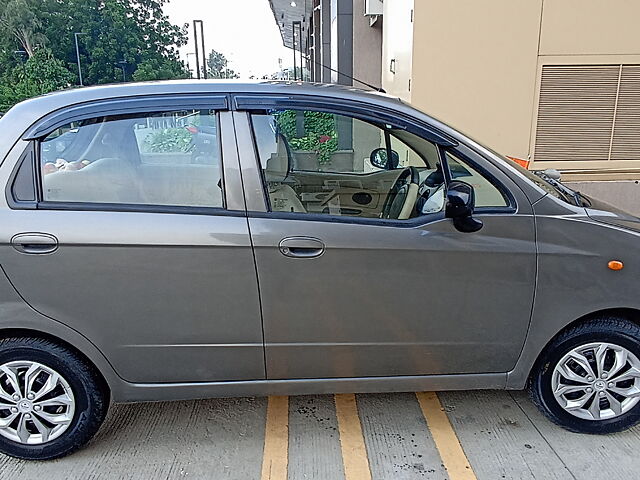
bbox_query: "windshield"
[498,154,590,207]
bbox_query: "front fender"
[507,196,640,388]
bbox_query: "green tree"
[39,0,188,85]
[0,47,74,112]
[0,0,44,57]
[206,49,239,79]
[0,0,188,98]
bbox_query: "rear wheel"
[529,318,640,434]
[0,337,109,460]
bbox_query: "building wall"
[539,0,640,56]
[321,0,332,82]
[380,0,640,213]
[566,181,640,217]
[409,0,542,160]
[381,0,413,101]
[330,0,354,84]
[383,0,640,162]
[352,0,382,89]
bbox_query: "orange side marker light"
[608,260,624,271]
[506,156,530,169]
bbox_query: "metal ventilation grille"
[534,65,619,163]
[610,66,640,162]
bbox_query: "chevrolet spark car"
[0,81,638,460]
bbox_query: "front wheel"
[0,337,109,460]
[529,318,640,434]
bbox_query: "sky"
[163,0,293,79]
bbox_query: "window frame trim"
[6,141,38,210]
[23,94,229,141]
[247,107,450,226]
[442,144,517,214]
[14,102,235,215]
[234,94,458,147]
[244,101,517,227]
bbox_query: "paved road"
[0,390,638,479]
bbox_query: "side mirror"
[445,181,483,233]
[542,168,561,180]
[370,148,399,169]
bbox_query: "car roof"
[8,80,400,118]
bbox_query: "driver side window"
[250,109,446,220]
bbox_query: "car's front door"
[0,104,264,383]
[238,104,537,380]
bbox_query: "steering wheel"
[381,167,421,220]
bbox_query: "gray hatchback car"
[0,81,638,459]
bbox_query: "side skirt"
[112,373,508,403]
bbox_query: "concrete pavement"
[0,390,638,479]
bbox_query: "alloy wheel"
[0,361,75,444]
[551,342,640,421]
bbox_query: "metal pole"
[186,53,195,78]
[292,21,298,80]
[115,61,127,82]
[14,51,27,77]
[74,33,85,86]
[199,21,207,79]
[298,23,304,81]
[193,20,201,79]
[293,22,303,81]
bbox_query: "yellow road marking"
[261,396,289,480]
[416,392,477,480]
[334,393,372,480]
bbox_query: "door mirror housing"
[370,148,399,169]
[445,181,483,233]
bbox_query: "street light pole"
[13,51,27,77]
[292,22,298,81]
[193,20,206,79]
[74,32,86,86]
[115,60,127,82]
[193,21,201,79]
[186,53,196,79]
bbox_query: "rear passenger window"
[39,110,223,209]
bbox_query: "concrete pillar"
[321,0,332,83]
[330,0,353,85]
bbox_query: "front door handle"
[279,237,325,258]
[11,233,58,255]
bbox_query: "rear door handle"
[11,233,58,254]
[279,237,325,258]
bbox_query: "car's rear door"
[0,97,265,383]
[235,99,537,380]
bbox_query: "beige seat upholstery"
[138,164,222,207]
[265,136,306,213]
[398,183,419,220]
[44,157,143,204]
[45,159,224,208]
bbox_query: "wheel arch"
[0,326,118,399]
[525,307,640,385]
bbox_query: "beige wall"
[381,0,640,166]
[409,0,542,159]
[540,0,640,56]
[381,0,413,101]
[375,0,640,212]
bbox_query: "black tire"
[529,317,640,434]
[0,337,109,460]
